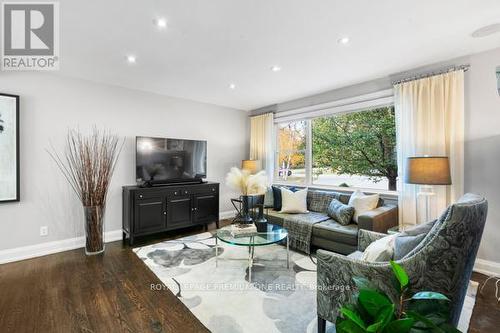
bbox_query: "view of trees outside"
[276,106,398,191]
[277,120,306,183]
[312,106,398,191]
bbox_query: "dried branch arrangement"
[47,128,123,254]
[48,128,124,207]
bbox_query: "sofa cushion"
[272,185,300,211]
[327,199,355,225]
[393,220,436,260]
[312,220,358,246]
[347,251,364,260]
[263,187,274,207]
[361,234,397,262]
[307,190,343,213]
[271,186,282,210]
[280,188,308,213]
[348,190,380,223]
[266,210,329,225]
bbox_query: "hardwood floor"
[0,221,229,333]
[0,220,497,333]
[468,272,500,333]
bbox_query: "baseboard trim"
[474,258,500,277]
[0,230,123,265]
[0,210,236,265]
[220,210,236,220]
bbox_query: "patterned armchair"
[317,193,488,332]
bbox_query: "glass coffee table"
[215,223,289,282]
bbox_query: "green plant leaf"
[406,310,445,332]
[390,261,409,290]
[358,289,392,317]
[408,299,450,317]
[411,292,450,301]
[341,307,367,330]
[336,318,366,333]
[383,318,414,333]
[366,320,383,332]
[376,304,395,330]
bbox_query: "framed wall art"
[0,93,20,202]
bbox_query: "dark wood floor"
[0,220,498,333]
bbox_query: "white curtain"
[395,70,464,227]
[250,112,274,180]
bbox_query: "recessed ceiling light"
[126,55,136,64]
[229,83,236,90]
[471,23,500,38]
[271,65,281,72]
[338,37,350,44]
[154,18,167,29]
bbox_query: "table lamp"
[241,159,261,174]
[405,156,451,223]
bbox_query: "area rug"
[134,232,477,333]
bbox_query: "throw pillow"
[348,190,379,223]
[361,234,397,262]
[271,186,282,211]
[393,233,427,260]
[272,186,299,211]
[307,190,341,213]
[280,188,308,214]
[393,219,436,260]
[263,187,274,208]
[326,199,355,225]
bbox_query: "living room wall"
[0,73,249,254]
[252,46,500,272]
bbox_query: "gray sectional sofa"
[264,189,398,254]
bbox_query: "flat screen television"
[136,136,207,185]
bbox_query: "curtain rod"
[392,64,470,86]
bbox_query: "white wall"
[0,73,248,252]
[464,47,500,264]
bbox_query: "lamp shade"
[405,156,452,185]
[241,160,261,174]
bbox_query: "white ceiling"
[59,0,500,110]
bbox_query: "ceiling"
[59,0,500,110]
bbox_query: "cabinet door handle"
[163,211,167,215]
[139,194,143,198]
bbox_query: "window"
[275,106,398,192]
[276,120,307,184]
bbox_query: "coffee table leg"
[215,237,218,268]
[286,235,290,269]
[248,245,253,283]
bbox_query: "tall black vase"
[239,195,254,224]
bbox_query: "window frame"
[273,91,397,196]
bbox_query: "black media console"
[122,182,219,245]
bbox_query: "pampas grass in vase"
[225,167,268,223]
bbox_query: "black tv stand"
[122,182,219,245]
